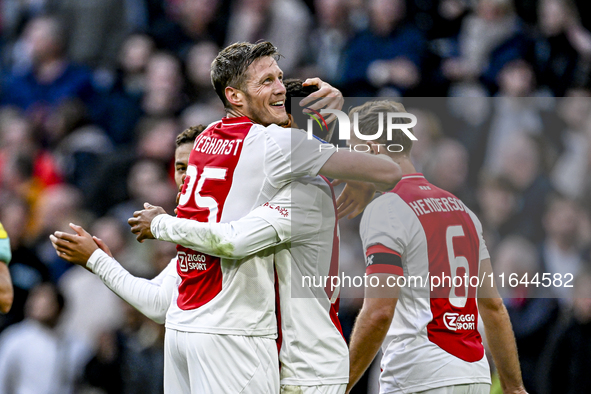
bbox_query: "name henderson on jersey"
[407,195,467,217]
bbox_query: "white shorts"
[280,384,347,394]
[164,329,279,394]
[415,383,490,394]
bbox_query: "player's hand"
[128,203,167,243]
[93,236,113,258]
[50,223,98,269]
[300,78,344,124]
[333,179,377,219]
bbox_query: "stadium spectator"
[550,89,591,199]
[1,15,99,126]
[497,134,553,243]
[141,52,188,118]
[184,41,221,104]
[425,138,476,209]
[90,216,152,278]
[107,159,177,228]
[82,303,165,394]
[116,34,156,98]
[534,0,584,96]
[304,0,352,84]
[0,283,91,394]
[482,61,542,177]
[0,109,63,199]
[31,184,87,281]
[543,268,591,393]
[441,0,520,84]
[150,0,226,57]
[52,0,127,73]
[403,108,442,174]
[49,99,113,197]
[476,174,519,251]
[539,195,584,299]
[340,0,425,96]
[495,236,560,394]
[225,0,311,75]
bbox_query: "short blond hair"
[348,100,414,153]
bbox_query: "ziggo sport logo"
[443,312,476,331]
[178,251,208,272]
[304,108,417,153]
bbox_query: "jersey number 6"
[446,225,469,308]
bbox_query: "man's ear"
[225,86,245,108]
[368,141,381,155]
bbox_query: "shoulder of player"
[367,192,402,210]
[250,123,307,140]
[362,192,403,222]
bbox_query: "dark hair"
[211,41,281,108]
[284,79,319,115]
[349,100,414,154]
[176,124,205,147]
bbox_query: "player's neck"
[225,108,248,119]
[393,155,416,176]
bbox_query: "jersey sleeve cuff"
[87,248,110,272]
[150,214,169,240]
[310,145,336,176]
[479,248,490,261]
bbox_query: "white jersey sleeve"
[360,195,409,255]
[465,207,490,261]
[263,124,335,189]
[87,250,177,324]
[151,212,283,259]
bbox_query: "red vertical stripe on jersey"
[175,117,253,310]
[393,175,484,362]
[320,176,345,339]
[274,267,283,358]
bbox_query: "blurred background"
[0,0,590,393]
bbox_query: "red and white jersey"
[360,174,491,393]
[261,176,349,386]
[167,116,334,336]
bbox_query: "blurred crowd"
[0,0,590,393]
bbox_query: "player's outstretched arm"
[130,204,283,259]
[319,152,401,192]
[347,274,400,393]
[477,258,528,394]
[0,223,14,314]
[50,224,174,323]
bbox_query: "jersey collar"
[400,173,425,180]
[221,116,253,125]
[390,173,426,193]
